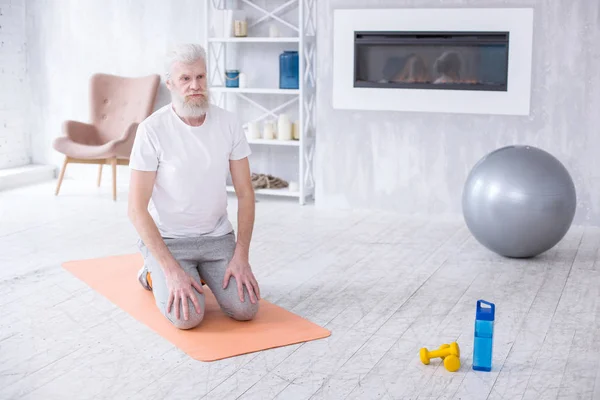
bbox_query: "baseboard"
[0,164,56,191]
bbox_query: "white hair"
[164,43,207,80]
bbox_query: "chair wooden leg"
[111,158,117,201]
[97,163,103,187]
[55,156,69,196]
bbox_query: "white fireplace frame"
[332,8,534,116]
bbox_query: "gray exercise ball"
[462,145,576,258]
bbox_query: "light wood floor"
[1,180,599,400]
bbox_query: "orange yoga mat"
[62,253,331,361]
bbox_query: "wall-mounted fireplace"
[354,31,509,92]
[333,8,533,115]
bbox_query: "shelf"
[227,185,299,197]
[209,37,300,43]
[204,0,316,206]
[210,87,299,95]
[247,139,300,146]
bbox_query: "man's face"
[167,59,209,111]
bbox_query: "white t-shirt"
[129,103,251,238]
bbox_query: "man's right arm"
[128,170,204,319]
[127,170,180,276]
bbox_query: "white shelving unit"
[203,0,316,205]
[208,37,300,43]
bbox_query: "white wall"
[26,0,299,187]
[26,0,205,182]
[0,0,30,169]
[316,0,600,226]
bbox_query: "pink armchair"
[53,73,160,200]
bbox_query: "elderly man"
[127,43,260,330]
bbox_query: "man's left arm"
[223,157,260,303]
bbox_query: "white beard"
[171,91,210,118]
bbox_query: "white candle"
[238,72,247,88]
[248,121,260,139]
[269,24,279,37]
[263,121,276,139]
[277,114,292,140]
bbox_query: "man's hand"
[223,255,260,304]
[165,265,204,320]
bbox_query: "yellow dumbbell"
[419,342,461,372]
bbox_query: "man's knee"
[170,312,204,330]
[228,301,259,321]
[167,305,205,330]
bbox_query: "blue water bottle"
[473,300,495,372]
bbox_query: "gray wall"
[1,0,30,169]
[26,0,204,182]
[316,0,600,226]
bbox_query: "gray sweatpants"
[137,231,259,330]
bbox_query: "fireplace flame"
[391,77,483,85]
